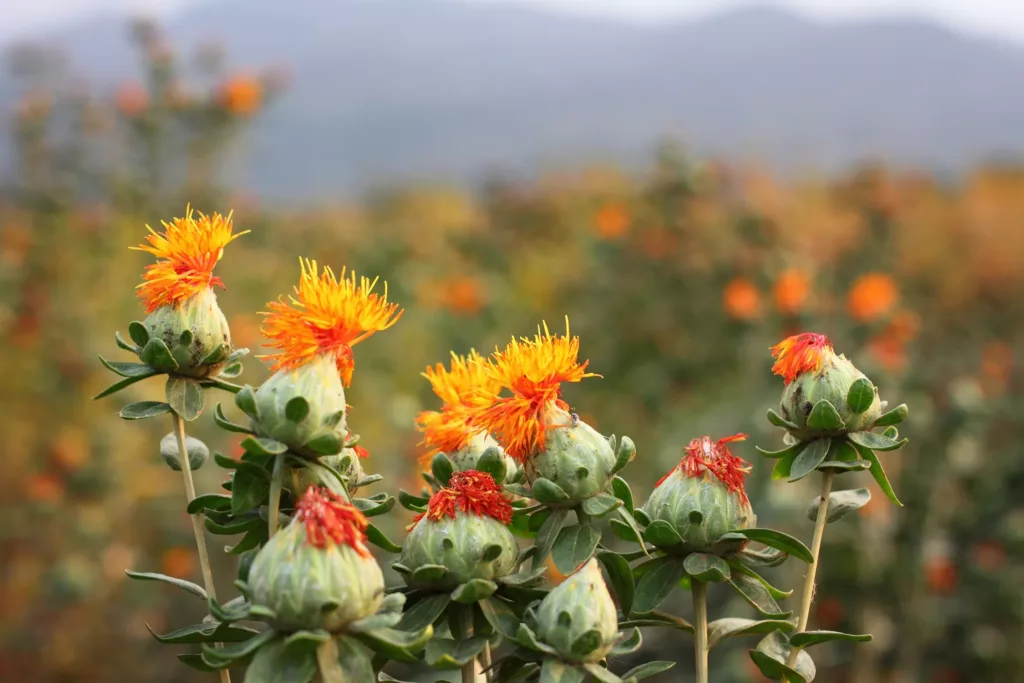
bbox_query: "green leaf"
[115,330,139,354]
[211,403,252,434]
[846,378,875,414]
[683,553,731,583]
[807,488,871,523]
[232,465,272,515]
[790,630,872,648]
[200,343,231,367]
[187,493,232,514]
[353,495,394,517]
[807,400,845,432]
[551,523,601,574]
[612,435,636,474]
[241,436,288,457]
[597,551,634,615]
[874,403,908,427]
[848,431,908,452]
[749,632,816,683]
[228,525,269,555]
[632,556,687,614]
[355,626,433,664]
[581,492,621,517]
[398,593,450,632]
[533,508,568,566]
[531,477,571,505]
[728,573,789,618]
[620,661,676,682]
[618,611,693,632]
[94,370,159,399]
[851,442,903,506]
[733,528,814,563]
[611,476,633,512]
[529,508,552,532]
[348,611,402,634]
[756,441,807,459]
[431,453,454,486]
[610,627,643,656]
[99,357,155,377]
[540,659,586,683]
[243,634,317,683]
[728,562,792,600]
[451,579,498,604]
[479,597,521,638]
[609,517,642,544]
[178,653,219,672]
[707,618,795,649]
[772,450,799,480]
[571,629,604,658]
[397,489,429,511]
[147,621,259,644]
[285,396,310,423]
[410,564,447,583]
[329,636,376,683]
[366,524,402,553]
[516,623,557,654]
[119,401,172,420]
[789,438,831,482]
[306,431,343,456]
[425,636,488,669]
[735,545,788,568]
[882,426,899,440]
[235,385,258,418]
[767,408,798,430]
[141,337,178,372]
[125,570,206,599]
[643,519,684,549]
[476,447,508,484]
[128,321,150,347]
[497,566,547,587]
[166,376,204,421]
[200,628,277,665]
[220,362,244,379]
[582,662,623,683]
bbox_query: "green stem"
[692,580,709,683]
[459,606,479,683]
[481,640,493,683]
[786,470,835,669]
[315,638,345,682]
[172,412,232,683]
[268,454,285,538]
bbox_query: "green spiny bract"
[143,288,231,377]
[534,558,619,663]
[399,513,518,591]
[527,404,616,506]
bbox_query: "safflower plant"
[99,213,910,683]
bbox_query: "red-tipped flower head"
[296,486,371,556]
[414,470,512,526]
[657,433,751,503]
[770,333,832,385]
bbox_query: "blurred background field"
[1,2,1023,682]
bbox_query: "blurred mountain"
[5,0,1024,197]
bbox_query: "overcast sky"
[5,0,1024,44]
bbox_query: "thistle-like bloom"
[261,258,402,385]
[770,332,832,385]
[296,486,371,555]
[416,350,501,465]
[132,207,246,312]
[413,470,513,526]
[473,319,598,463]
[656,433,751,503]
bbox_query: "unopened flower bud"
[144,288,231,377]
[534,558,618,663]
[448,431,520,482]
[248,487,383,632]
[253,353,347,454]
[158,432,209,471]
[528,404,616,506]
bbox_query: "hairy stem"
[268,454,285,538]
[786,470,835,669]
[692,580,709,683]
[172,412,231,683]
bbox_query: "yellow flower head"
[132,207,246,312]
[471,318,598,463]
[416,350,501,465]
[261,258,402,385]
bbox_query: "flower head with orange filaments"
[411,470,512,528]
[471,318,598,464]
[296,486,371,556]
[656,434,751,503]
[416,350,501,465]
[132,207,246,312]
[770,332,832,385]
[261,259,403,385]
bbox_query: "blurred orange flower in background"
[219,74,263,116]
[594,203,630,240]
[848,272,899,321]
[925,557,958,594]
[160,547,195,579]
[27,473,63,503]
[981,341,1013,381]
[723,277,761,320]
[439,275,485,315]
[115,81,148,117]
[773,269,810,315]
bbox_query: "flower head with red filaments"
[770,333,833,385]
[656,434,751,503]
[261,258,403,385]
[470,318,598,464]
[411,470,512,528]
[132,207,246,312]
[296,486,371,556]
[416,350,501,466]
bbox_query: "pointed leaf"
[479,597,520,638]
[749,631,816,683]
[451,579,498,604]
[517,623,557,654]
[128,321,150,347]
[411,564,448,582]
[119,401,172,420]
[807,488,871,523]
[243,634,317,683]
[398,593,450,632]
[583,662,623,683]
[772,449,799,480]
[707,618,795,649]
[476,446,507,484]
[790,630,872,648]
[533,508,568,566]
[200,343,231,367]
[733,528,813,563]
[851,442,903,506]
[874,403,908,427]
[581,492,621,517]
[431,453,454,486]
[397,489,429,511]
[552,523,601,574]
[100,357,155,377]
[683,553,731,583]
[200,628,277,664]
[166,376,203,421]
[848,431,908,452]
[94,370,159,400]
[632,557,687,614]
[540,659,586,683]
[235,385,258,418]
[609,517,642,544]
[125,570,206,599]
[231,465,272,515]
[756,441,807,459]
[735,545,788,568]
[643,519,684,549]
[187,493,232,514]
[612,435,636,474]
[356,626,433,664]
[425,636,488,669]
[214,403,254,434]
[531,477,571,505]
[728,562,792,600]
[620,661,676,682]
[767,408,798,430]
[306,431,343,456]
[807,400,845,432]
[141,337,177,372]
[116,330,140,354]
[728,573,789,618]
[611,476,633,512]
[147,621,259,644]
[610,627,642,656]
[597,551,634,615]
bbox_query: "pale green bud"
[253,353,347,454]
[528,405,616,506]
[400,513,518,591]
[535,558,618,663]
[144,288,230,377]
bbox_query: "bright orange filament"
[296,486,371,556]
[770,332,832,385]
[656,433,751,504]
[410,470,512,528]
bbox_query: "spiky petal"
[413,470,512,526]
[471,318,598,463]
[132,207,246,312]
[296,486,371,556]
[656,433,751,503]
[770,332,832,385]
[261,258,403,385]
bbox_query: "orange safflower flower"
[441,276,485,315]
[594,203,630,240]
[160,547,195,578]
[925,557,957,595]
[847,273,899,322]
[723,277,761,320]
[218,73,262,116]
[115,81,148,117]
[27,473,63,503]
[773,269,810,315]
[770,332,832,385]
[656,434,751,503]
[296,486,371,556]
[132,207,245,312]
[416,350,501,465]
[261,259,402,385]
[471,318,598,463]
[411,470,512,527]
